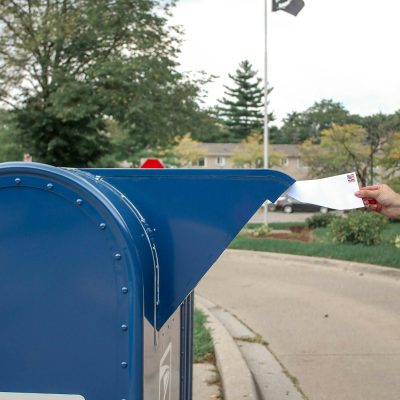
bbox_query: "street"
[197,250,400,400]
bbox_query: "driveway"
[251,209,317,223]
[197,250,400,400]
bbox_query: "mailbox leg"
[180,291,194,400]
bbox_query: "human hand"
[355,184,400,220]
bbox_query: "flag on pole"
[272,0,305,16]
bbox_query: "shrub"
[241,224,272,237]
[329,211,388,245]
[306,213,340,229]
[252,224,272,237]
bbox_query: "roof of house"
[199,143,300,157]
[198,143,241,156]
[271,144,301,157]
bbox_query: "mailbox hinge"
[151,241,160,348]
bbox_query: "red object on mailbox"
[140,158,165,169]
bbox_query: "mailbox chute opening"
[86,168,295,329]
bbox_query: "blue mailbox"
[0,162,294,400]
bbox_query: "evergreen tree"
[218,61,268,142]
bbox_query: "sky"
[171,0,400,125]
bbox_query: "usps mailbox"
[0,162,294,400]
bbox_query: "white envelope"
[286,172,364,210]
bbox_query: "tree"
[301,124,371,186]
[0,110,23,162]
[218,60,270,142]
[189,106,232,143]
[379,131,400,176]
[354,112,400,184]
[276,99,359,144]
[171,133,208,167]
[119,132,209,168]
[374,111,400,180]
[0,0,215,166]
[231,132,284,168]
[272,111,309,144]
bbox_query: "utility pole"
[263,0,269,225]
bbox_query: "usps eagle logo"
[159,343,172,400]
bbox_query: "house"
[197,143,309,180]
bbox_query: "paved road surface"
[197,250,400,400]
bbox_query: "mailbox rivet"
[121,324,128,331]
[114,253,122,260]
[121,287,128,294]
[76,198,83,206]
[15,178,21,184]
[99,223,106,230]
[121,361,128,368]
[46,183,53,190]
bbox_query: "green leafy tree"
[0,110,23,162]
[120,133,208,168]
[301,124,371,186]
[276,99,360,144]
[189,106,232,143]
[360,113,391,184]
[356,112,400,184]
[218,60,270,142]
[378,130,400,180]
[171,133,208,167]
[0,0,215,166]
[301,115,400,186]
[231,132,284,168]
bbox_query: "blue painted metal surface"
[84,168,295,329]
[0,162,294,399]
[0,162,150,400]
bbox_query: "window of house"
[281,158,289,166]
[197,157,206,167]
[216,156,225,166]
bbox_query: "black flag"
[272,0,305,16]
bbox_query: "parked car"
[273,195,330,214]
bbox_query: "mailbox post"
[0,162,294,400]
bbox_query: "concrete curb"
[225,249,400,281]
[195,297,258,400]
[197,295,306,400]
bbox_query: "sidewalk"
[193,362,221,400]
[195,295,305,400]
[197,249,400,400]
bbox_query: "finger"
[355,189,380,199]
[368,203,382,212]
[359,185,381,191]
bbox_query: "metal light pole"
[263,0,269,225]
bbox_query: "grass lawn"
[229,221,400,268]
[193,308,214,363]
